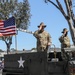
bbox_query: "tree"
[0,49,4,52]
[44,0,75,45]
[31,48,37,50]
[0,0,31,54]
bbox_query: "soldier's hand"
[48,42,51,46]
[38,25,43,30]
[63,31,66,35]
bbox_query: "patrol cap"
[62,28,68,33]
[38,22,46,28]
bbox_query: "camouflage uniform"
[59,35,70,60]
[33,30,51,52]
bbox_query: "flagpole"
[15,34,18,53]
[15,17,18,53]
[15,29,18,53]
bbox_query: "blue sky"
[0,0,75,51]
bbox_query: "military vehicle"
[2,46,75,75]
[2,29,75,75]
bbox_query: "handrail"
[48,44,56,59]
[16,28,34,34]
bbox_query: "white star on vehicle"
[18,57,25,68]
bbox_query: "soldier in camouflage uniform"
[33,22,52,52]
[59,28,70,60]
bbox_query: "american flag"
[0,17,16,36]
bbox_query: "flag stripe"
[0,29,16,33]
[0,17,16,36]
[0,26,16,30]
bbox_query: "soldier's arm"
[59,35,64,43]
[47,33,52,45]
[33,30,40,39]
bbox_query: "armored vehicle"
[2,47,75,75]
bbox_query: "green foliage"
[0,0,31,29]
[31,48,37,50]
[0,49,4,52]
[0,0,31,53]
